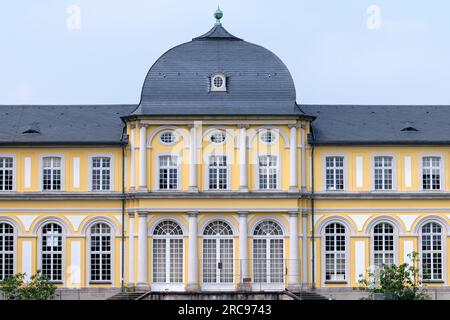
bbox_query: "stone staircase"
[106,291,147,300]
[294,291,329,300]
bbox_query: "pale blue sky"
[0,1,449,105]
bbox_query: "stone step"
[107,291,147,300]
[295,291,328,300]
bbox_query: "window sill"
[324,281,347,284]
[422,280,444,284]
[89,281,112,285]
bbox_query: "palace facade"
[0,11,449,299]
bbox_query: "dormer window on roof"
[210,74,226,92]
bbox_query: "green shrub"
[358,252,430,300]
[0,271,57,300]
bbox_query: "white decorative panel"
[73,157,80,188]
[397,215,418,231]
[24,157,31,188]
[69,241,81,285]
[22,241,32,281]
[348,214,372,231]
[313,214,323,226]
[65,215,87,232]
[403,240,414,265]
[355,241,366,281]
[404,156,412,187]
[17,215,38,231]
[356,156,363,188]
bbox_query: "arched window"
[324,223,346,281]
[90,223,112,282]
[253,220,284,285]
[0,223,14,280]
[152,221,184,285]
[41,223,63,281]
[202,221,234,286]
[373,222,394,267]
[421,222,443,281]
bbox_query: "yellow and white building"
[0,12,449,299]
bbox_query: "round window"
[159,131,176,145]
[210,131,226,144]
[260,130,276,144]
[213,76,223,88]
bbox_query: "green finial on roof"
[214,6,223,26]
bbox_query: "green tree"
[0,271,57,300]
[358,252,430,300]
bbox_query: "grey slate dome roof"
[133,23,304,116]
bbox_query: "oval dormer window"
[210,131,226,144]
[159,131,177,145]
[260,130,277,144]
[211,74,226,92]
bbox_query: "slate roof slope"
[0,105,136,145]
[132,24,306,116]
[303,105,450,145]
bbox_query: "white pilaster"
[128,212,135,285]
[187,211,199,291]
[288,211,300,290]
[301,211,308,287]
[300,124,307,191]
[136,212,149,289]
[130,125,136,190]
[138,124,147,191]
[238,212,249,285]
[239,125,248,192]
[188,124,198,192]
[289,124,298,192]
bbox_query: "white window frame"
[201,220,235,291]
[38,222,65,283]
[151,220,185,292]
[371,222,396,268]
[255,153,281,191]
[155,153,181,191]
[87,222,114,284]
[322,222,349,285]
[0,222,16,280]
[204,153,231,191]
[0,154,16,192]
[208,130,227,146]
[420,154,445,191]
[322,154,348,191]
[158,130,178,146]
[258,129,278,146]
[39,154,65,191]
[88,154,115,191]
[371,154,397,191]
[251,220,285,291]
[420,221,445,282]
[210,74,227,92]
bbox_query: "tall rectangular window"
[42,157,62,191]
[374,156,393,190]
[0,157,13,191]
[258,155,278,190]
[422,156,441,190]
[92,157,111,191]
[159,156,178,190]
[0,223,14,280]
[325,156,344,190]
[325,223,346,281]
[208,156,228,190]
